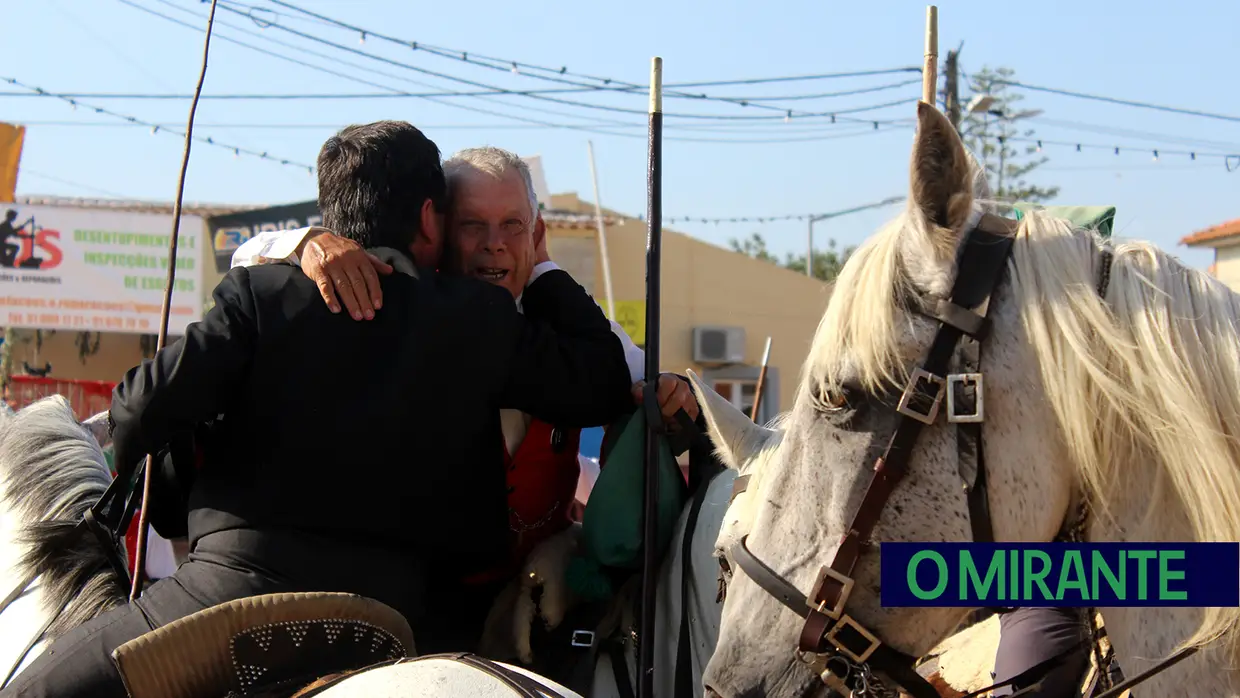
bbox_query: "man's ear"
[418,198,439,245]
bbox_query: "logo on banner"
[213,227,252,253]
[1,208,64,271]
[880,542,1240,607]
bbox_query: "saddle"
[110,592,416,698]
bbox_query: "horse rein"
[718,214,1188,698]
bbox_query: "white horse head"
[0,396,126,684]
[701,102,1240,698]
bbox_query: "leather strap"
[674,465,717,698]
[804,214,1016,652]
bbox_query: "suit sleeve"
[466,274,633,428]
[108,267,259,479]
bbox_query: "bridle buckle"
[946,372,985,423]
[896,367,945,425]
[809,566,855,620]
[826,614,881,665]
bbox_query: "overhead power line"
[646,196,907,225]
[0,78,924,102]
[1,76,315,172]
[258,0,921,103]
[212,0,914,124]
[978,76,1240,124]
[120,0,915,142]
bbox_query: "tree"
[728,232,854,283]
[960,66,1059,204]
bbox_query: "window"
[702,365,780,426]
[710,379,769,424]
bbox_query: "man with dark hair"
[1,120,635,698]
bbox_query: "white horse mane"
[799,192,1240,660]
[0,395,126,639]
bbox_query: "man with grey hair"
[231,144,697,654]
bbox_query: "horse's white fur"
[701,103,1236,698]
[310,657,583,698]
[0,397,124,682]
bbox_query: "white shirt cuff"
[527,261,559,287]
[267,226,327,267]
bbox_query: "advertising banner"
[207,199,320,272]
[0,203,203,335]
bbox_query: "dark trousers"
[414,575,507,655]
[0,536,289,698]
[991,607,1092,697]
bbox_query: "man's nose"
[481,225,507,252]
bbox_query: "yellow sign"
[603,300,646,346]
[0,123,25,202]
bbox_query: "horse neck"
[1088,510,1238,696]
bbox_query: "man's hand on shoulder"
[300,230,393,321]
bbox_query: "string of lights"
[627,196,908,225]
[208,0,916,124]
[1002,135,1239,171]
[122,0,914,139]
[257,0,923,105]
[2,76,316,173]
[987,78,1240,124]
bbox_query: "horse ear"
[909,101,976,253]
[686,369,777,472]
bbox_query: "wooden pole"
[130,0,220,601]
[637,56,663,698]
[923,6,939,106]
[750,337,773,423]
[586,141,616,320]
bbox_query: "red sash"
[464,419,581,584]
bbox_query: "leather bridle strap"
[801,214,1017,657]
[730,536,935,698]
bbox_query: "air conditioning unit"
[692,326,746,365]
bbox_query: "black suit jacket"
[109,255,633,616]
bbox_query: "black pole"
[638,56,663,698]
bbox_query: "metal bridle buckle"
[896,367,946,425]
[798,651,852,695]
[570,630,595,648]
[826,614,881,664]
[810,566,855,620]
[946,372,985,423]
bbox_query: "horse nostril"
[704,686,723,698]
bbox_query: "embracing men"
[229,142,699,654]
[2,121,688,698]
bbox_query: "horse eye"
[816,385,859,412]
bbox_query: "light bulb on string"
[359,31,366,44]
[1152,150,1159,162]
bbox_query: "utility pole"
[944,46,962,132]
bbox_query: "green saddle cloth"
[1013,202,1116,238]
[567,409,689,600]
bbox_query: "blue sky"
[5,0,1237,271]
